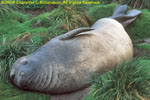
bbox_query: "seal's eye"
[20,59,28,66]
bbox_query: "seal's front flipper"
[121,17,137,27]
[57,27,94,40]
[120,9,141,27]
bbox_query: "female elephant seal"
[10,5,141,100]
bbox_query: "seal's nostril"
[10,74,15,80]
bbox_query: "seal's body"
[10,18,133,94]
[10,5,141,98]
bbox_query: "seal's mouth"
[10,77,28,89]
[10,72,30,90]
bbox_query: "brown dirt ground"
[21,5,58,18]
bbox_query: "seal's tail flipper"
[111,5,128,18]
[110,5,141,27]
[120,9,141,27]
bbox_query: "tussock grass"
[126,10,150,40]
[0,11,29,40]
[0,42,39,80]
[136,43,150,51]
[0,5,92,42]
[87,3,117,24]
[0,5,13,18]
[118,0,150,9]
[85,58,150,100]
[29,5,92,38]
[100,0,150,9]
[32,5,91,30]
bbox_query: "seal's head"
[10,56,45,91]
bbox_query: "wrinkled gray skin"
[10,29,94,94]
[10,5,141,98]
